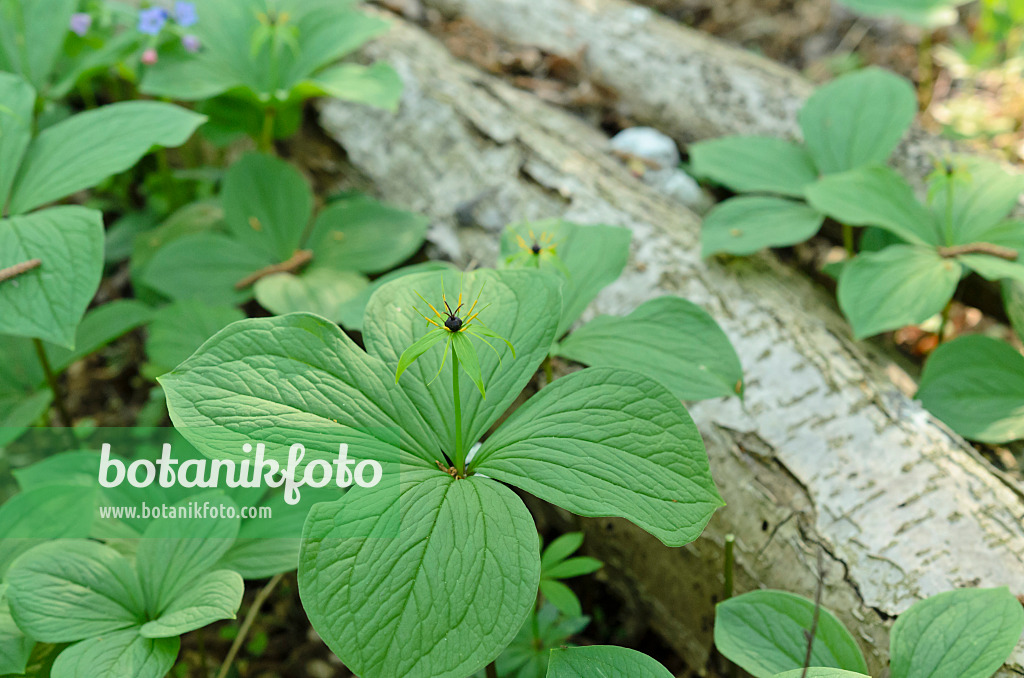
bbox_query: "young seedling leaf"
[539,578,582,618]
[544,557,603,580]
[916,335,1024,443]
[798,68,917,175]
[889,587,1024,678]
[474,368,723,547]
[547,645,675,678]
[554,296,744,400]
[714,590,869,678]
[838,245,961,339]
[701,196,824,257]
[540,532,585,571]
[689,136,818,198]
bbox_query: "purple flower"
[137,7,168,35]
[69,13,92,36]
[174,1,198,27]
[181,34,201,53]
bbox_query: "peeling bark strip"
[316,14,1024,676]
[0,258,41,284]
[939,243,1020,261]
[234,250,313,290]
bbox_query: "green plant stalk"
[937,300,952,344]
[918,31,935,109]
[842,224,855,257]
[543,355,553,387]
[216,573,284,678]
[33,338,72,427]
[723,533,735,600]
[944,169,956,246]
[453,350,465,476]
[259,106,278,154]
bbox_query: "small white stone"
[609,126,680,170]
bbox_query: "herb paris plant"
[160,267,724,678]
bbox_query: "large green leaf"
[499,221,632,337]
[547,646,674,677]
[714,590,868,678]
[254,269,369,322]
[835,0,965,27]
[0,72,34,212]
[160,312,438,468]
[144,300,246,378]
[554,296,743,400]
[50,629,179,678]
[889,588,1024,678]
[139,570,243,638]
[474,368,723,547]
[0,585,33,676]
[365,268,561,455]
[928,158,1024,245]
[805,166,940,246]
[299,472,540,678]
[798,68,917,175]
[916,335,1024,443]
[221,153,312,262]
[837,245,961,339]
[0,206,104,347]
[773,671,870,678]
[0,0,78,89]
[8,102,205,214]
[135,493,240,615]
[701,196,824,256]
[307,195,428,274]
[689,136,819,198]
[334,261,454,331]
[0,485,97,577]
[304,62,404,112]
[6,540,144,642]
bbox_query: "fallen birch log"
[311,13,1024,675]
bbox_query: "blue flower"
[69,13,92,36]
[174,1,198,27]
[138,7,168,35]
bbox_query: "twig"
[938,243,1019,261]
[801,549,826,678]
[234,250,313,290]
[0,258,41,284]
[216,573,284,678]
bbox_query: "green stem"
[453,351,465,476]
[156,148,178,212]
[216,573,284,678]
[918,31,935,109]
[542,355,553,387]
[842,223,855,257]
[944,169,956,246]
[723,533,735,600]
[485,661,499,678]
[259,106,278,155]
[33,338,71,427]
[937,301,952,344]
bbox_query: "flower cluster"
[136,2,201,64]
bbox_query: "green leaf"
[160,312,438,468]
[304,62,403,112]
[689,136,818,198]
[838,245,961,339]
[0,206,104,347]
[365,268,561,457]
[254,268,369,322]
[475,368,723,547]
[8,102,205,214]
[50,629,179,678]
[332,261,454,331]
[916,335,1024,443]
[554,296,744,400]
[540,532,584,570]
[0,0,77,89]
[140,570,243,638]
[44,299,154,372]
[0,584,33,675]
[141,231,272,305]
[834,0,964,27]
[145,300,246,377]
[396,327,448,383]
[0,485,97,577]
[6,540,144,642]
[889,587,1024,678]
[804,166,940,246]
[0,73,34,212]
[452,331,486,396]
[499,221,632,337]
[929,158,1024,245]
[714,590,868,677]
[544,557,602,579]
[798,68,917,174]
[135,493,241,615]
[539,578,581,618]
[299,473,541,678]
[221,153,312,262]
[772,671,870,678]
[546,646,674,678]
[701,196,824,256]
[306,195,428,274]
